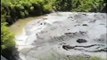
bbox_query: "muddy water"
[9,15,47,36]
[15,12,107,60]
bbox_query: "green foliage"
[1,23,15,51]
[53,0,106,12]
[1,2,16,58]
[1,0,51,25]
[1,0,106,25]
[72,0,106,12]
[1,22,16,60]
[54,0,72,11]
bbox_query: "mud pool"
[15,12,107,60]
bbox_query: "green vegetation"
[72,0,106,12]
[53,0,72,11]
[1,0,55,25]
[1,0,106,25]
[1,0,106,60]
[1,23,15,50]
[1,23,16,60]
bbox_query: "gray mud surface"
[16,12,107,60]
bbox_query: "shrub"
[1,23,15,51]
[72,0,106,12]
[1,23,16,60]
[54,0,72,11]
[1,0,106,25]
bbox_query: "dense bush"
[54,0,106,12]
[1,0,106,25]
[1,23,16,60]
[1,23,15,50]
[1,0,54,25]
[53,0,72,11]
[72,0,106,12]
